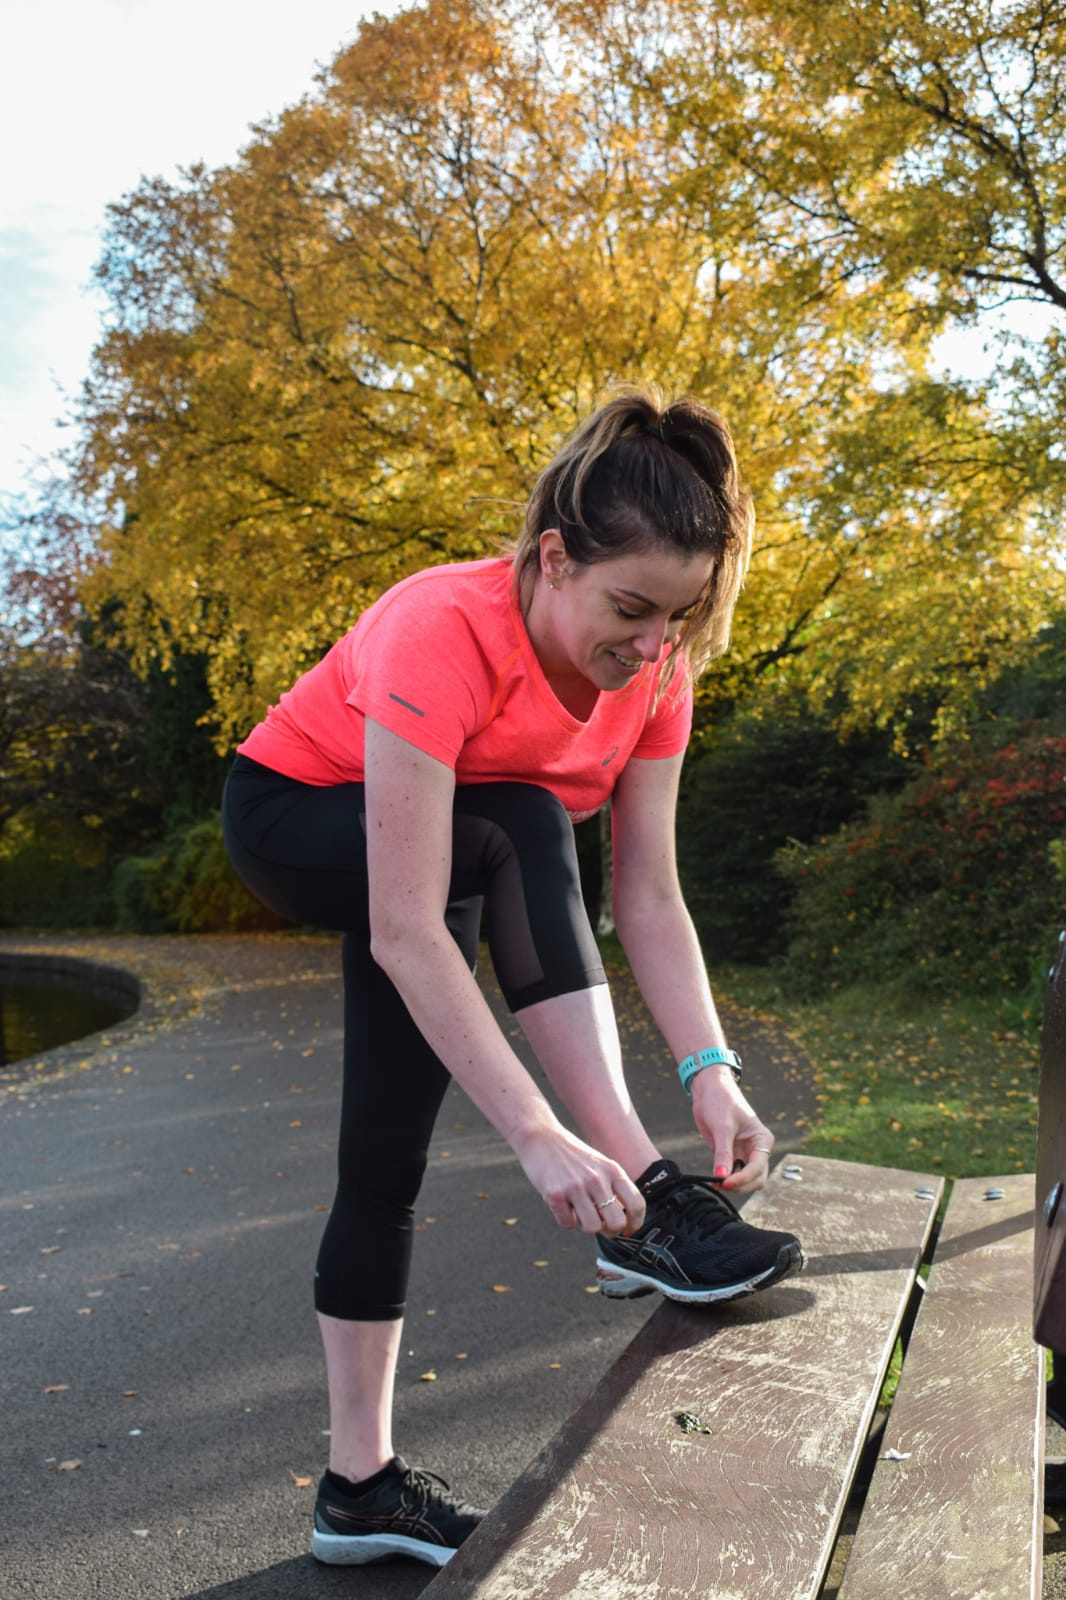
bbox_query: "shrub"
[0,836,113,929]
[112,852,175,933]
[676,704,908,962]
[777,730,1066,1005]
[112,816,284,934]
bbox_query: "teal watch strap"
[678,1047,743,1095]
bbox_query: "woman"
[222,387,803,1569]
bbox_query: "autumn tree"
[57,0,1065,748]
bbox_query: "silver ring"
[753,1146,773,1154]
[597,1195,622,1210]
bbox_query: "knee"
[461,782,578,865]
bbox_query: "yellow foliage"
[69,0,1065,747]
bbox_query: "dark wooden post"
[1035,928,1066,1390]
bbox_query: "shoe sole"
[312,1527,455,1567]
[595,1241,805,1303]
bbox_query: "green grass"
[710,965,1041,1181]
[597,927,1042,1180]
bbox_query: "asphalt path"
[0,934,816,1600]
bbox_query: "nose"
[631,619,669,662]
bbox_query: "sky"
[0,0,395,514]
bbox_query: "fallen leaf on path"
[289,1469,312,1487]
[122,1390,138,1398]
[491,1285,510,1293]
[583,1286,600,1294]
[43,1385,69,1395]
[455,1353,468,1360]
[502,1218,517,1226]
[419,1371,437,1382]
[57,1459,82,1471]
[10,1306,33,1315]
[533,1260,549,1268]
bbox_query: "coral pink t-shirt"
[237,558,693,821]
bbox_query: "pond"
[0,971,137,1068]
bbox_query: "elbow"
[368,905,441,978]
[369,920,407,976]
[613,882,687,939]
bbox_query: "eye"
[613,602,642,620]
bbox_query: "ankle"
[329,1451,393,1486]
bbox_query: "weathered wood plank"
[838,1173,1043,1600]
[425,1155,942,1600]
[1036,928,1066,1350]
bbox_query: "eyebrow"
[615,587,703,612]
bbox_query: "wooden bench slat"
[838,1173,1043,1600]
[425,1155,942,1600]
[1036,930,1066,1350]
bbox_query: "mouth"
[609,651,643,672]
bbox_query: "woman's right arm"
[363,717,643,1236]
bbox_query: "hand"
[690,1067,773,1195]
[508,1116,646,1237]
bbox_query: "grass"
[708,965,1042,1182]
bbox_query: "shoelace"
[400,1465,474,1515]
[642,1171,743,1241]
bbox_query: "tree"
[50,0,1064,749]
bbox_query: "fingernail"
[715,1165,728,1178]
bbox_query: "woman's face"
[531,531,714,693]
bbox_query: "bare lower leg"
[515,984,659,1177]
[318,1312,403,1482]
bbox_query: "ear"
[538,529,568,584]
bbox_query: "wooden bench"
[424,931,1066,1600]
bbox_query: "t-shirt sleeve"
[630,667,694,760]
[345,588,495,767]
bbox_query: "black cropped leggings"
[221,755,605,1320]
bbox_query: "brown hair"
[515,385,754,694]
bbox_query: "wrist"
[503,1098,562,1154]
[678,1047,742,1096]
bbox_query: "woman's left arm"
[610,751,774,1193]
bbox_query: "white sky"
[0,0,393,511]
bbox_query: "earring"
[547,579,558,590]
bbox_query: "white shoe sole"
[596,1242,804,1303]
[311,1526,455,1566]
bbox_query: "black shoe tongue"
[636,1158,681,1194]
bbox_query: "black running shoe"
[312,1456,485,1567]
[596,1158,804,1303]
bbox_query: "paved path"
[0,934,816,1600]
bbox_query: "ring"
[597,1195,622,1210]
[753,1146,773,1154]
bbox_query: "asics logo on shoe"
[321,1501,447,1546]
[616,1228,691,1284]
